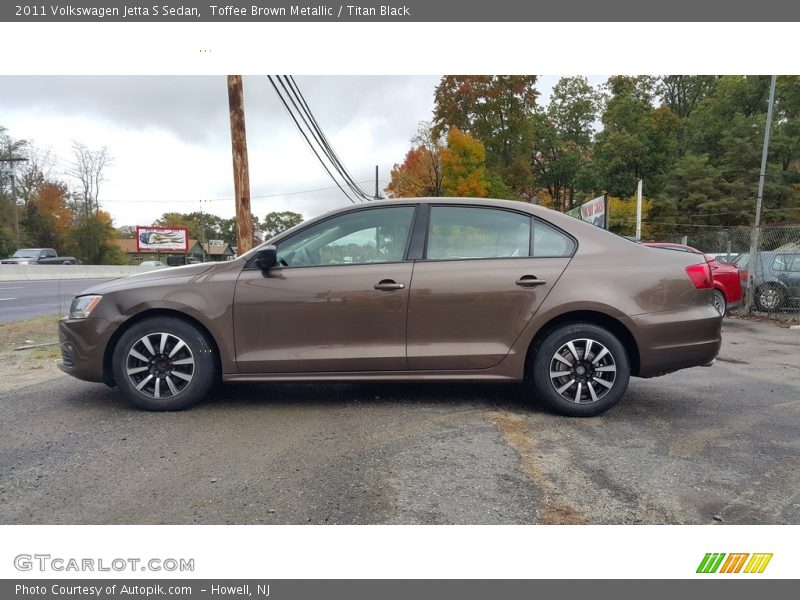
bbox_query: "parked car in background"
[139,260,167,268]
[59,198,722,417]
[705,252,737,264]
[642,243,742,315]
[1,248,77,265]
[733,251,800,311]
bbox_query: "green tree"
[593,76,679,198]
[262,211,303,240]
[0,126,28,254]
[66,210,126,265]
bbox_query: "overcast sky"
[0,75,604,227]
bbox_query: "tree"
[433,76,538,193]
[386,122,444,198]
[657,76,718,120]
[66,141,113,216]
[21,181,74,249]
[66,210,126,265]
[441,127,491,197]
[262,211,303,240]
[0,126,28,253]
[593,76,679,198]
[549,76,601,149]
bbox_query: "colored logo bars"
[696,553,773,574]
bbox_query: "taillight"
[685,263,713,289]
[739,269,748,285]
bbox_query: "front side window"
[276,206,415,268]
[426,206,531,260]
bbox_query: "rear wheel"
[530,323,630,417]
[712,289,727,316]
[755,284,784,312]
[112,316,218,410]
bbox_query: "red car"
[643,243,742,315]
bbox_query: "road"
[0,279,113,323]
[0,318,798,525]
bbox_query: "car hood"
[77,262,218,295]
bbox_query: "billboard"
[567,195,607,228]
[136,226,189,252]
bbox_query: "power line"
[283,75,373,201]
[99,181,374,204]
[268,75,375,203]
[267,75,357,204]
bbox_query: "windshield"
[12,250,39,258]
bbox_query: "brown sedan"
[59,198,721,416]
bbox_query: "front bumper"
[58,317,118,383]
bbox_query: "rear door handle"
[374,279,405,292]
[515,275,547,288]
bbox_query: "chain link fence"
[665,224,800,322]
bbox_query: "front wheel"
[530,323,631,417]
[111,316,218,411]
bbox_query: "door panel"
[407,257,570,370]
[234,263,413,373]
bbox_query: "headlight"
[68,295,102,319]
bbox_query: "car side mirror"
[255,245,278,271]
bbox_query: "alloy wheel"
[125,332,195,399]
[548,338,617,404]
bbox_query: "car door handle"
[374,279,405,292]
[515,275,547,288]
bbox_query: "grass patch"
[0,314,61,352]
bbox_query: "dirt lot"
[0,316,798,525]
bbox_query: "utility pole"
[635,179,643,241]
[199,198,208,262]
[375,165,379,200]
[227,75,253,255]
[745,75,777,314]
[1,157,28,246]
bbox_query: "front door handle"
[374,279,405,292]
[515,275,547,288]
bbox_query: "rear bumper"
[633,305,722,378]
[58,317,117,383]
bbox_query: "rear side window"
[426,206,531,260]
[532,219,576,257]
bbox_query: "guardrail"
[0,265,159,281]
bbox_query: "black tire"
[530,323,630,417]
[755,284,785,312]
[111,316,218,411]
[712,289,727,316]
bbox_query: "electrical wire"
[283,75,374,201]
[268,75,376,203]
[267,75,358,204]
[282,77,372,201]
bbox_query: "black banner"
[4,0,800,22]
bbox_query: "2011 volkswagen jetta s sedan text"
[59,198,722,417]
